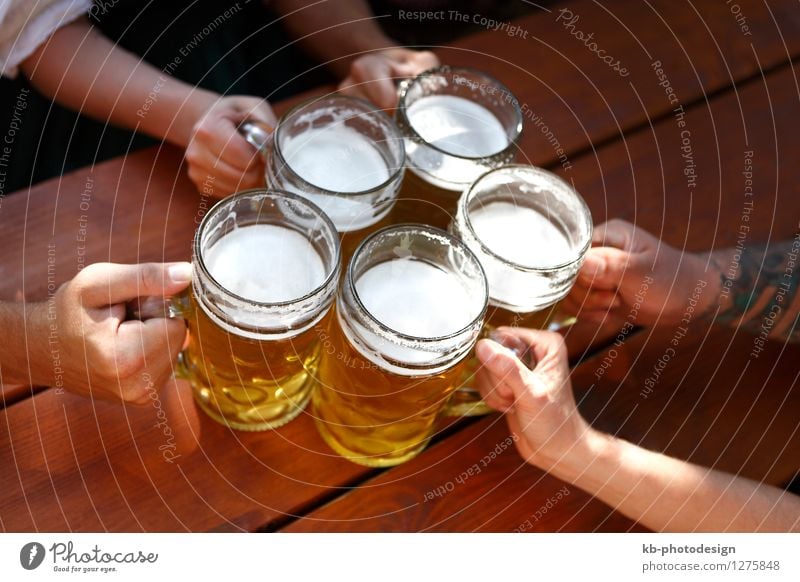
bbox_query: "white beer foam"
[282,125,390,192]
[405,95,509,189]
[205,224,325,303]
[469,201,573,268]
[407,95,509,157]
[343,258,481,373]
[356,258,479,338]
[281,125,391,232]
[464,201,576,312]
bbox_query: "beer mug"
[240,95,406,259]
[393,66,523,229]
[447,165,593,415]
[173,190,340,431]
[312,225,489,467]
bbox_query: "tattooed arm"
[566,220,800,342]
[713,234,800,343]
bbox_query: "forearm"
[20,19,217,148]
[555,430,800,532]
[709,235,800,342]
[270,0,395,75]
[0,302,51,386]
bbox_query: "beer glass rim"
[347,223,489,342]
[194,188,341,308]
[460,164,594,272]
[396,65,523,162]
[273,94,406,197]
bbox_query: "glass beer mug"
[312,225,489,467]
[447,165,593,415]
[393,66,523,229]
[171,190,340,431]
[240,95,406,259]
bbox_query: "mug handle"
[125,292,191,321]
[125,292,192,379]
[237,119,274,152]
[442,304,576,417]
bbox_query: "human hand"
[338,48,439,109]
[35,262,192,404]
[562,219,718,326]
[186,96,276,197]
[474,328,596,474]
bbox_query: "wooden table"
[2,0,798,532]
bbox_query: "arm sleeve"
[0,0,92,79]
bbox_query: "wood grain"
[438,0,800,169]
[0,378,375,531]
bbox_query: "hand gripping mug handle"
[442,302,575,417]
[126,291,193,379]
[238,119,274,153]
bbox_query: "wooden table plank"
[576,327,800,487]
[282,63,800,531]
[0,378,375,531]
[284,414,644,532]
[438,0,800,169]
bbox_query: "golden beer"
[393,67,522,229]
[314,307,470,466]
[180,294,330,431]
[312,225,488,467]
[179,190,340,431]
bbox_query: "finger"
[564,283,621,312]
[391,51,439,77]
[78,262,192,307]
[576,246,637,290]
[490,328,568,375]
[117,316,186,371]
[591,219,636,248]
[363,79,399,110]
[185,143,260,181]
[194,116,262,172]
[475,338,532,399]
[474,365,515,411]
[348,55,397,109]
[243,99,276,126]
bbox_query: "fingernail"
[168,262,193,283]
[489,330,525,359]
[475,340,496,363]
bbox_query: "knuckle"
[185,147,204,167]
[137,264,162,294]
[349,59,371,81]
[194,120,214,141]
[605,218,628,231]
[120,384,149,405]
[115,351,147,381]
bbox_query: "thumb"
[475,338,531,402]
[79,262,192,307]
[576,246,638,290]
[242,99,276,126]
[349,55,397,109]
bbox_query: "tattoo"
[716,233,800,343]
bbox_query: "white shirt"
[0,0,91,78]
